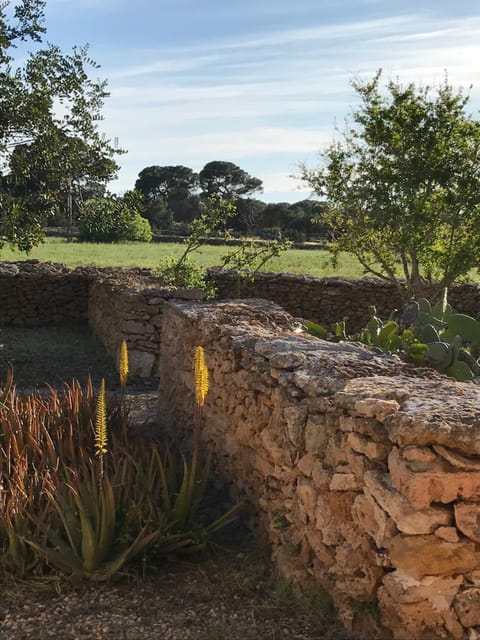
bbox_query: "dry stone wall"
[88,272,202,378]
[0,261,89,325]
[158,298,480,640]
[0,261,202,378]
[209,269,480,331]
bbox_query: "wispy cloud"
[89,7,480,198]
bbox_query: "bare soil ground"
[0,325,357,640]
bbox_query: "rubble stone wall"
[0,261,201,378]
[158,298,480,640]
[0,261,89,325]
[209,269,480,330]
[87,275,202,378]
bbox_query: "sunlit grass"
[0,238,364,277]
[1,238,480,281]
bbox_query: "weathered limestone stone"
[296,478,316,517]
[234,419,254,446]
[354,398,400,422]
[387,535,478,580]
[434,444,480,471]
[454,502,480,543]
[364,470,452,534]
[304,527,336,569]
[129,349,155,377]
[434,527,460,543]
[329,473,359,491]
[378,585,464,640]
[347,432,389,462]
[324,432,370,482]
[315,492,357,546]
[352,492,397,548]
[296,453,316,478]
[311,465,332,490]
[382,570,463,608]
[259,427,293,466]
[123,320,152,334]
[283,405,307,448]
[389,446,480,509]
[454,587,480,627]
[385,385,480,456]
[403,445,438,465]
[304,414,329,454]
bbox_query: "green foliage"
[219,238,291,285]
[78,192,152,243]
[301,70,480,300]
[156,256,213,294]
[199,161,262,199]
[0,0,120,252]
[155,196,236,290]
[155,197,290,295]
[0,377,240,580]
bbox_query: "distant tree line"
[133,161,326,241]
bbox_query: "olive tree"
[301,71,480,300]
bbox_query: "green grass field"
[0,238,368,278]
[2,238,480,282]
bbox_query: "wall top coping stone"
[169,299,480,455]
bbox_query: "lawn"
[0,237,366,278]
[2,238,480,282]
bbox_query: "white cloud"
[93,10,480,199]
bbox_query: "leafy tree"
[0,0,120,251]
[231,197,265,233]
[301,71,480,300]
[135,165,200,229]
[135,165,198,202]
[78,191,152,243]
[199,161,263,199]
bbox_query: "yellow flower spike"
[119,340,129,387]
[194,346,209,407]
[95,378,108,457]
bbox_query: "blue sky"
[41,0,480,202]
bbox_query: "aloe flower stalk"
[95,379,108,457]
[119,340,129,388]
[194,346,209,407]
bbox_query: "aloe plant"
[0,375,240,581]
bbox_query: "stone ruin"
[2,260,480,639]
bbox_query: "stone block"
[454,501,480,543]
[129,349,155,377]
[329,473,359,491]
[434,526,460,543]
[304,414,329,454]
[364,469,452,534]
[352,492,397,548]
[347,432,389,462]
[382,570,463,607]
[353,398,400,422]
[454,587,480,627]
[389,446,480,509]
[387,534,478,580]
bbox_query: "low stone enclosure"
[3,260,480,639]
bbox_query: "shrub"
[78,195,152,243]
